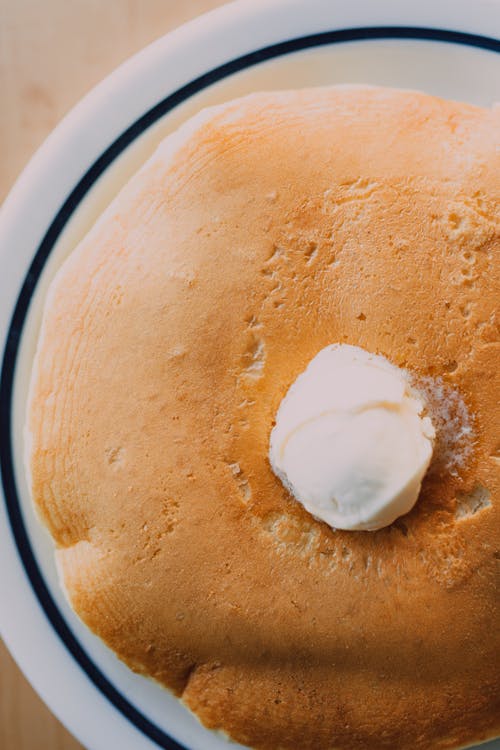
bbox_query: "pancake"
[27,86,500,749]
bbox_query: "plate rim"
[1,3,499,750]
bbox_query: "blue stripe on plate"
[1,27,499,750]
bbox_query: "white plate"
[1,1,499,749]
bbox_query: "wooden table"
[0,2,226,748]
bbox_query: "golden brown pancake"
[27,86,500,749]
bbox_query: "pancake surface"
[28,86,500,749]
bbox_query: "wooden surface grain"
[0,2,226,748]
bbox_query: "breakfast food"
[27,86,499,749]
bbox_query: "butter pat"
[269,345,435,531]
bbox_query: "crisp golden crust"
[28,86,499,749]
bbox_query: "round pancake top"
[28,86,500,750]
